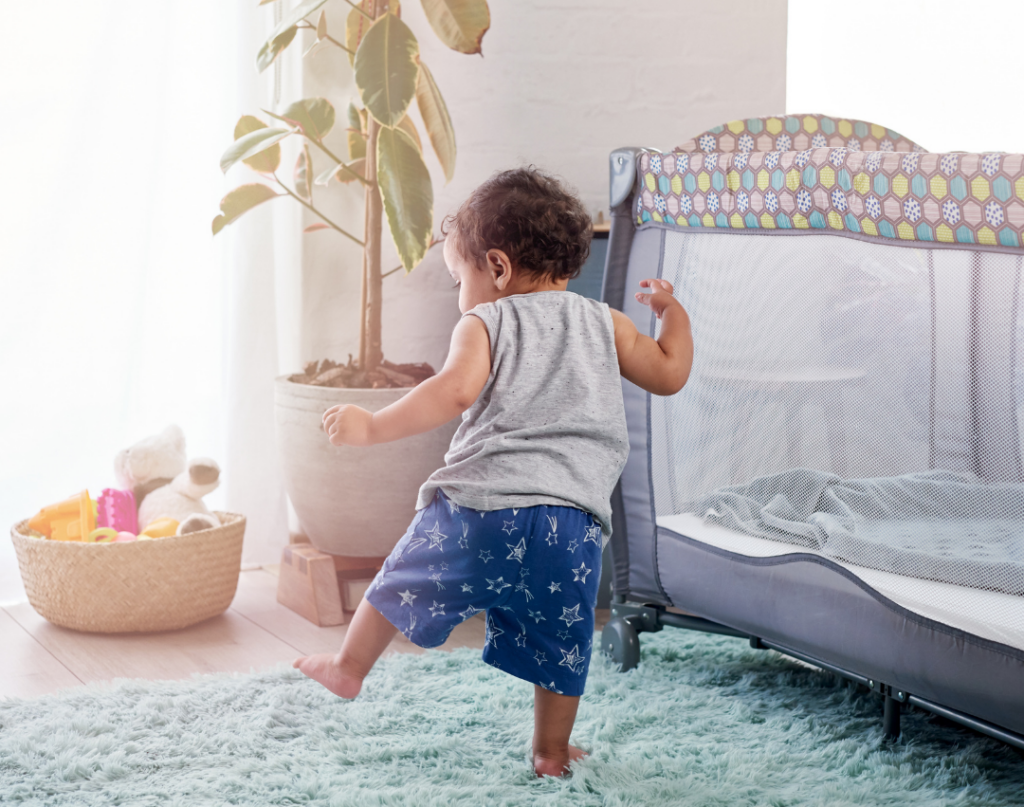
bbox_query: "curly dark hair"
[441,167,593,283]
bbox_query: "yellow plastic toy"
[139,517,179,539]
[28,491,96,542]
[87,528,118,543]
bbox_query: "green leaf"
[314,157,366,186]
[419,0,489,54]
[414,60,455,183]
[354,12,420,127]
[396,114,422,152]
[269,98,336,142]
[345,0,373,67]
[256,25,298,73]
[212,184,281,235]
[233,115,282,174]
[220,127,294,174]
[258,0,331,73]
[347,103,367,160]
[377,126,433,271]
[295,144,312,202]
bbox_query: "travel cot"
[599,114,1024,750]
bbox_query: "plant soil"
[289,355,436,389]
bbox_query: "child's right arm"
[610,278,693,396]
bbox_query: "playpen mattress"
[657,513,1024,653]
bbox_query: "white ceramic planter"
[274,375,460,556]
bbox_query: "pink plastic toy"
[96,488,138,534]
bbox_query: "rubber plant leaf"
[256,25,298,73]
[270,98,336,142]
[220,127,294,174]
[233,115,281,174]
[396,114,422,152]
[354,12,419,128]
[414,60,455,183]
[258,0,331,73]
[419,0,489,55]
[295,144,312,202]
[345,0,373,68]
[347,102,367,160]
[313,157,366,186]
[377,125,433,271]
[212,184,281,235]
[303,223,330,233]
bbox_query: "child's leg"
[293,596,398,699]
[532,686,589,778]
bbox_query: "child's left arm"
[322,314,491,447]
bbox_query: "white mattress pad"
[657,513,1024,653]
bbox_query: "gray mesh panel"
[651,231,1024,605]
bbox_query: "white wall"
[788,0,1024,154]
[295,0,788,374]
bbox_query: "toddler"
[294,166,693,778]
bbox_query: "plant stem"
[324,34,355,56]
[363,110,383,372]
[273,173,365,247]
[342,0,374,21]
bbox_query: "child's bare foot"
[293,653,363,699]
[533,743,589,778]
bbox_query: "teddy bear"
[113,424,222,535]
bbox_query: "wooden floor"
[0,567,612,701]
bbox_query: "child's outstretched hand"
[635,278,676,320]
[323,404,374,447]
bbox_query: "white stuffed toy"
[114,424,222,535]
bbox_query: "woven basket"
[10,511,245,633]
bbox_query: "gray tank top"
[416,290,630,548]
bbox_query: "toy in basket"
[10,425,246,633]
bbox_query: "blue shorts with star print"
[364,487,604,697]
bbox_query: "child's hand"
[635,278,677,320]
[323,404,374,447]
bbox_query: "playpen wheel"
[601,616,641,672]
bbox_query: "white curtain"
[0,0,302,603]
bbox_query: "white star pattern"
[501,519,518,536]
[445,498,461,515]
[544,514,558,546]
[399,589,418,607]
[515,581,534,601]
[572,562,592,584]
[544,681,564,694]
[486,614,504,648]
[515,632,527,647]
[559,645,586,674]
[566,538,579,553]
[403,612,417,639]
[426,522,448,551]
[534,650,547,665]
[559,604,583,627]
[429,601,446,617]
[460,604,483,620]
[557,629,570,641]
[479,550,493,563]
[506,537,527,563]
[458,522,469,549]
[584,524,602,546]
[406,534,427,553]
[527,609,547,624]
[486,576,511,595]
[548,582,561,594]
[429,572,445,590]
[461,583,474,593]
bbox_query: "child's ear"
[487,249,512,289]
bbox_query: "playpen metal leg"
[883,693,901,740]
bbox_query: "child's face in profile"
[444,235,495,314]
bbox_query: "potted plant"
[213,0,490,556]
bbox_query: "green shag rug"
[1,629,1022,806]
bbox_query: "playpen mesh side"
[649,230,1024,613]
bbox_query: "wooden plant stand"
[276,536,385,627]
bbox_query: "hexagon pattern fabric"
[637,114,1024,250]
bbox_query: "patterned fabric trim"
[678,114,926,155]
[636,116,1024,250]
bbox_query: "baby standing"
[294,166,693,778]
